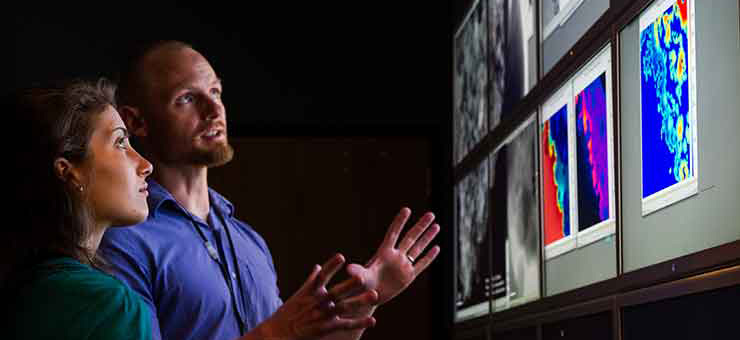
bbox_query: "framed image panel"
[455,159,492,322]
[455,0,489,165]
[572,45,616,247]
[541,83,576,260]
[639,0,698,216]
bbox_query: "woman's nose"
[137,152,154,177]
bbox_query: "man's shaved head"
[116,40,195,108]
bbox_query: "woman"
[3,78,154,339]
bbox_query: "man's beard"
[191,141,235,168]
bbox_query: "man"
[100,40,440,340]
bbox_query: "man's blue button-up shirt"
[100,179,282,340]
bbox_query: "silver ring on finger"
[406,254,416,264]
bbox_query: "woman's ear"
[53,157,84,190]
[118,105,148,138]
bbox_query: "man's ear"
[53,157,84,189]
[118,105,148,138]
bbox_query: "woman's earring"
[78,185,84,192]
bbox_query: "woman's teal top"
[9,256,152,339]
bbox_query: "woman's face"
[81,105,153,227]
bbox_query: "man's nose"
[201,97,222,120]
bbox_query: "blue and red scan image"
[640,0,693,199]
[542,105,570,246]
[575,73,610,231]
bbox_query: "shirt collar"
[146,178,235,221]
[208,186,236,219]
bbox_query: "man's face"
[140,47,233,167]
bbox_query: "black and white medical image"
[489,148,509,302]
[504,121,540,306]
[456,160,492,317]
[490,119,541,311]
[487,0,537,130]
[454,1,488,165]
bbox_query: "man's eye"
[211,89,222,98]
[176,93,194,104]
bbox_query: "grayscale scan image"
[456,160,492,315]
[454,1,488,165]
[504,121,540,305]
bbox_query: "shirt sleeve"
[99,230,163,340]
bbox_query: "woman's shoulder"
[28,258,127,297]
[11,257,152,339]
[25,256,148,312]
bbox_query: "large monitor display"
[639,0,698,216]
[454,0,489,165]
[455,160,492,321]
[453,0,739,319]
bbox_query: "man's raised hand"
[346,207,441,305]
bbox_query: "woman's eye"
[116,137,129,149]
[211,89,222,98]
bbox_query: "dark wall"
[11,4,451,126]
[210,137,436,340]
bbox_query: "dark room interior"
[7,1,740,339]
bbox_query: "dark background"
[11,3,455,126]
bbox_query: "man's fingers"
[315,315,377,335]
[334,315,377,331]
[315,253,346,289]
[293,292,377,336]
[334,289,379,315]
[397,212,435,253]
[381,207,411,249]
[406,223,440,261]
[413,245,440,276]
[296,264,322,294]
[327,275,366,301]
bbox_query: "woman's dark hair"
[5,78,116,273]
